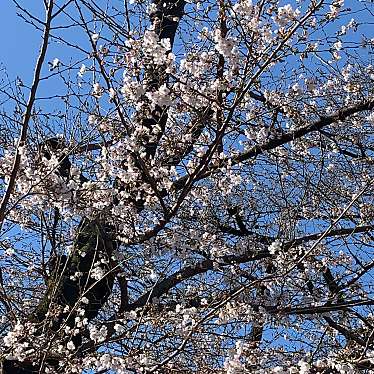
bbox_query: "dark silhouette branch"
[174,99,374,190]
[126,225,373,312]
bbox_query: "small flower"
[268,240,282,255]
[91,33,100,42]
[273,4,300,27]
[67,341,75,351]
[88,114,97,124]
[49,58,61,71]
[298,360,311,374]
[90,264,105,280]
[145,84,173,107]
[334,40,342,50]
[114,323,126,334]
[78,64,86,77]
[92,83,103,98]
[89,325,108,343]
[5,248,15,256]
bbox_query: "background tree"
[0,0,374,372]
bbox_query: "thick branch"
[127,259,214,310]
[174,99,374,190]
[128,225,373,310]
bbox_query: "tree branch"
[174,99,374,190]
[0,0,54,231]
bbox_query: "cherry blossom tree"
[0,0,374,372]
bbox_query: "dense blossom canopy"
[0,0,374,373]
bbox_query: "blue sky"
[2,0,371,86]
[0,1,44,82]
[0,0,93,119]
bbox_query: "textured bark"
[2,219,116,373]
[33,219,115,323]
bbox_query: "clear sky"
[0,0,92,111]
[0,1,44,83]
[2,0,372,83]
